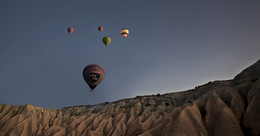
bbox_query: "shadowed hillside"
[0,60,259,136]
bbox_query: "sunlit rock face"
[0,60,259,136]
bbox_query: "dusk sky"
[0,1,259,109]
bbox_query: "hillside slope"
[0,60,259,136]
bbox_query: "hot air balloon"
[103,36,111,46]
[120,28,129,38]
[98,26,103,32]
[67,27,74,34]
[83,64,105,91]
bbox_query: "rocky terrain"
[0,60,259,136]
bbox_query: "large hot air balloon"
[67,27,74,34]
[120,28,129,38]
[83,64,105,91]
[103,36,111,46]
[98,26,103,32]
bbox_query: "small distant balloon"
[67,27,74,34]
[98,26,103,32]
[83,64,105,91]
[120,28,129,38]
[103,36,111,46]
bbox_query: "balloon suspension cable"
[90,89,94,92]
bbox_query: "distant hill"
[0,60,259,136]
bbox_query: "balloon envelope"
[120,28,129,38]
[103,36,111,46]
[98,26,103,32]
[83,64,105,91]
[67,27,74,34]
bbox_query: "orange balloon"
[67,27,74,34]
[98,26,103,32]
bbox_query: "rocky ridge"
[0,60,260,136]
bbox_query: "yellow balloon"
[120,28,129,38]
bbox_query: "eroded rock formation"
[0,60,259,136]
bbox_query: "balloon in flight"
[67,27,74,34]
[83,64,105,91]
[103,36,111,46]
[98,26,103,32]
[120,28,129,38]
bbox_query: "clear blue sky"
[0,1,259,109]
